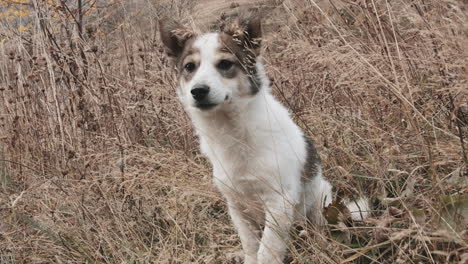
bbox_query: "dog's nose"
[191,85,210,101]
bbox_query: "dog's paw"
[226,250,244,263]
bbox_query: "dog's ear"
[223,13,262,55]
[159,18,194,58]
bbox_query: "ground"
[0,0,467,263]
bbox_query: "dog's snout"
[191,85,210,101]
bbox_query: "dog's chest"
[200,129,275,195]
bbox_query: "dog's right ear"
[159,18,193,58]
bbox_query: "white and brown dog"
[159,14,368,264]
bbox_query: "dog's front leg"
[226,198,261,264]
[257,196,295,264]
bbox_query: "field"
[0,0,467,263]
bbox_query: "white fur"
[346,197,370,220]
[177,32,368,264]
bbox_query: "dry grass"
[0,0,467,263]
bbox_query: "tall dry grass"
[0,0,467,263]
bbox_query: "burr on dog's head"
[159,14,263,112]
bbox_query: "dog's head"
[159,15,263,112]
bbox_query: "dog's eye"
[217,60,234,71]
[184,62,196,73]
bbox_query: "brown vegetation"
[0,0,467,263]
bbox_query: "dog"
[159,14,368,264]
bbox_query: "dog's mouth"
[192,95,230,111]
[194,103,218,111]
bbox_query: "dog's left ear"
[223,14,262,56]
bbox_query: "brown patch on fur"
[218,67,238,79]
[177,41,200,82]
[218,12,263,94]
[216,43,243,79]
[219,33,261,94]
[217,62,238,79]
[302,137,321,182]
